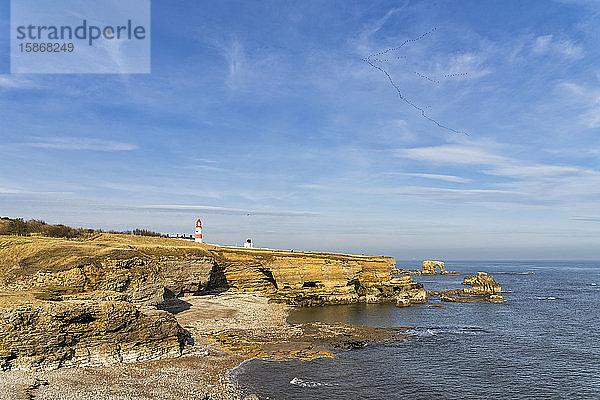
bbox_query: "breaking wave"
[290,377,336,387]
[406,326,489,337]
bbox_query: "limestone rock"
[429,272,504,303]
[391,275,427,307]
[218,249,397,306]
[0,234,409,308]
[131,283,176,307]
[0,299,187,371]
[422,260,446,275]
[395,298,411,307]
[462,272,502,296]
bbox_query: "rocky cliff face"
[214,248,399,306]
[0,236,402,307]
[0,299,187,371]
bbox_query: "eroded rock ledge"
[210,322,409,361]
[0,298,187,371]
[427,272,504,303]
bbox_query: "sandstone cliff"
[0,234,407,307]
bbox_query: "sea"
[229,261,600,399]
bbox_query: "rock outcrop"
[422,260,446,274]
[427,272,503,303]
[462,272,503,302]
[397,260,459,275]
[421,260,460,275]
[0,299,188,371]
[390,276,427,307]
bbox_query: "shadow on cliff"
[157,298,193,314]
[202,263,230,294]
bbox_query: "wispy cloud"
[141,204,319,217]
[559,82,600,128]
[0,188,21,194]
[355,7,406,54]
[394,142,600,207]
[0,187,74,195]
[395,144,509,165]
[224,39,246,91]
[393,173,472,183]
[570,216,600,222]
[299,182,519,205]
[0,75,37,89]
[182,164,227,172]
[21,137,138,151]
[435,52,492,81]
[532,34,584,59]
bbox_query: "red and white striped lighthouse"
[195,219,203,243]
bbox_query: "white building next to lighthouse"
[195,219,203,243]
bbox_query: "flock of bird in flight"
[363,27,469,135]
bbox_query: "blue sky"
[1,0,600,260]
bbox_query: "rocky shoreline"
[0,292,410,399]
[0,234,505,399]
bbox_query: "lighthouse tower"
[195,219,203,243]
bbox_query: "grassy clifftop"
[0,233,397,301]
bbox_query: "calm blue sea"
[229,261,600,399]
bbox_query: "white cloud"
[436,52,492,80]
[22,137,138,151]
[182,164,227,172]
[559,82,600,128]
[484,164,582,179]
[0,75,37,89]
[354,7,405,54]
[395,144,509,165]
[215,38,286,94]
[0,188,21,194]
[224,39,246,91]
[389,173,471,183]
[570,216,600,222]
[142,204,319,217]
[532,34,584,59]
